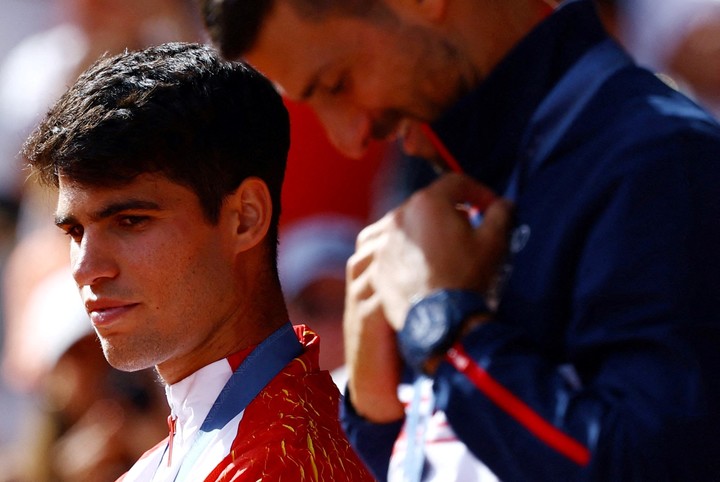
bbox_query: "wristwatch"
[398,289,488,373]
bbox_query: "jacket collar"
[430,0,609,193]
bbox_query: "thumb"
[482,198,515,234]
[474,198,515,266]
[441,173,498,213]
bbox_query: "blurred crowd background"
[0,1,401,480]
[0,0,718,480]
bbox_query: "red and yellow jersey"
[119,325,373,481]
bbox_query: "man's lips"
[85,299,139,326]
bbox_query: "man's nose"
[319,106,374,159]
[71,233,118,287]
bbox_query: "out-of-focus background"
[0,0,50,446]
[0,1,719,480]
[0,1,398,480]
[0,2,208,480]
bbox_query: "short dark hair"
[199,0,378,59]
[23,42,289,258]
[200,0,276,59]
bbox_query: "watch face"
[408,303,448,348]
[400,290,487,372]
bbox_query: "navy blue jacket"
[341,1,720,480]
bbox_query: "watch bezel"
[398,289,487,372]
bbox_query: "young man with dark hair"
[200,0,720,480]
[23,41,373,481]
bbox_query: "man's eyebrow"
[54,199,162,226]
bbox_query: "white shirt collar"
[164,358,233,446]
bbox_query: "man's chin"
[100,341,156,373]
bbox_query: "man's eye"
[62,225,83,241]
[119,216,149,227]
[327,76,347,95]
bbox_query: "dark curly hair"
[23,42,289,260]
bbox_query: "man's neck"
[450,0,553,80]
[156,286,289,385]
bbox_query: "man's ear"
[226,177,273,253]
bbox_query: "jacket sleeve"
[431,128,720,481]
[340,390,404,482]
[343,126,720,481]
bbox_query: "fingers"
[344,239,405,422]
[413,174,513,292]
[345,219,386,310]
[341,173,510,422]
[427,172,499,213]
[343,262,382,332]
[471,198,514,289]
[354,211,394,250]
[477,198,515,247]
[427,173,514,261]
